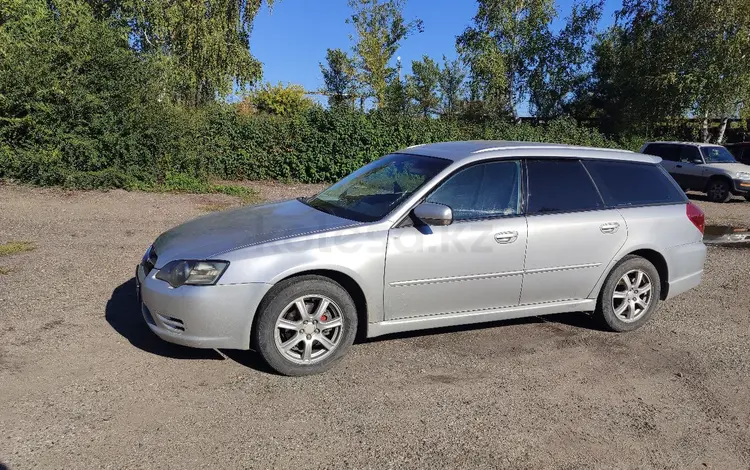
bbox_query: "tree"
[95,0,274,107]
[408,55,440,117]
[457,0,555,120]
[438,56,467,118]
[347,0,422,108]
[586,0,750,140]
[320,48,358,108]
[666,0,750,142]
[383,58,411,114]
[585,0,689,134]
[242,83,315,117]
[527,0,603,119]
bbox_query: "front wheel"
[253,275,357,376]
[706,179,732,203]
[596,255,661,332]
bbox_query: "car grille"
[142,246,158,276]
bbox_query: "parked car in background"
[724,142,750,165]
[640,142,750,202]
[137,141,707,376]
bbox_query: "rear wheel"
[253,275,357,376]
[597,255,661,332]
[706,179,732,203]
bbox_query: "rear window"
[583,160,687,207]
[526,160,603,214]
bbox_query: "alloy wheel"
[274,295,344,364]
[611,269,653,323]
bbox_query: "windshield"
[701,146,736,163]
[303,153,450,222]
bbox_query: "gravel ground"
[1,182,749,469]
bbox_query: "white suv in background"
[640,142,750,202]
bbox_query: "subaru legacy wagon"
[136,141,707,376]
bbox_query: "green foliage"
[320,49,358,108]
[438,56,467,117]
[458,0,556,120]
[242,83,315,117]
[93,0,273,106]
[383,77,411,115]
[408,56,441,117]
[528,0,603,119]
[347,0,422,108]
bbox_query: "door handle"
[600,222,620,234]
[676,164,683,168]
[494,231,518,244]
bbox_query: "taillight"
[686,202,705,234]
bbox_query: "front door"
[384,160,527,319]
[520,159,627,304]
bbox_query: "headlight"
[736,172,750,180]
[155,260,229,288]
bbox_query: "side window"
[526,160,603,215]
[643,144,677,161]
[679,146,702,163]
[583,160,687,207]
[426,161,521,221]
[642,144,664,158]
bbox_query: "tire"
[744,193,750,202]
[253,275,357,376]
[706,178,732,203]
[596,255,661,332]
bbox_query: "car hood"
[703,162,750,173]
[152,199,360,265]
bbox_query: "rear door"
[520,159,627,304]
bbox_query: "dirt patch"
[0,183,748,468]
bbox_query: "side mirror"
[413,202,453,226]
[692,158,704,164]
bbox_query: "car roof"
[400,140,660,164]
[643,141,723,148]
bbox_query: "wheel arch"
[703,173,733,192]
[591,248,670,301]
[251,269,369,345]
[627,249,669,300]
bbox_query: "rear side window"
[526,160,603,214]
[583,160,687,207]
[643,144,679,162]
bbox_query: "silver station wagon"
[136,141,707,376]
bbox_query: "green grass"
[0,241,35,257]
[134,173,261,204]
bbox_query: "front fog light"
[156,260,229,288]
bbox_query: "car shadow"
[687,193,746,203]
[105,278,223,360]
[106,278,606,374]
[105,278,276,373]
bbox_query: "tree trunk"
[701,112,710,143]
[716,117,729,144]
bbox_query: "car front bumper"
[136,264,272,350]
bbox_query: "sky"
[251,0,621,114]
